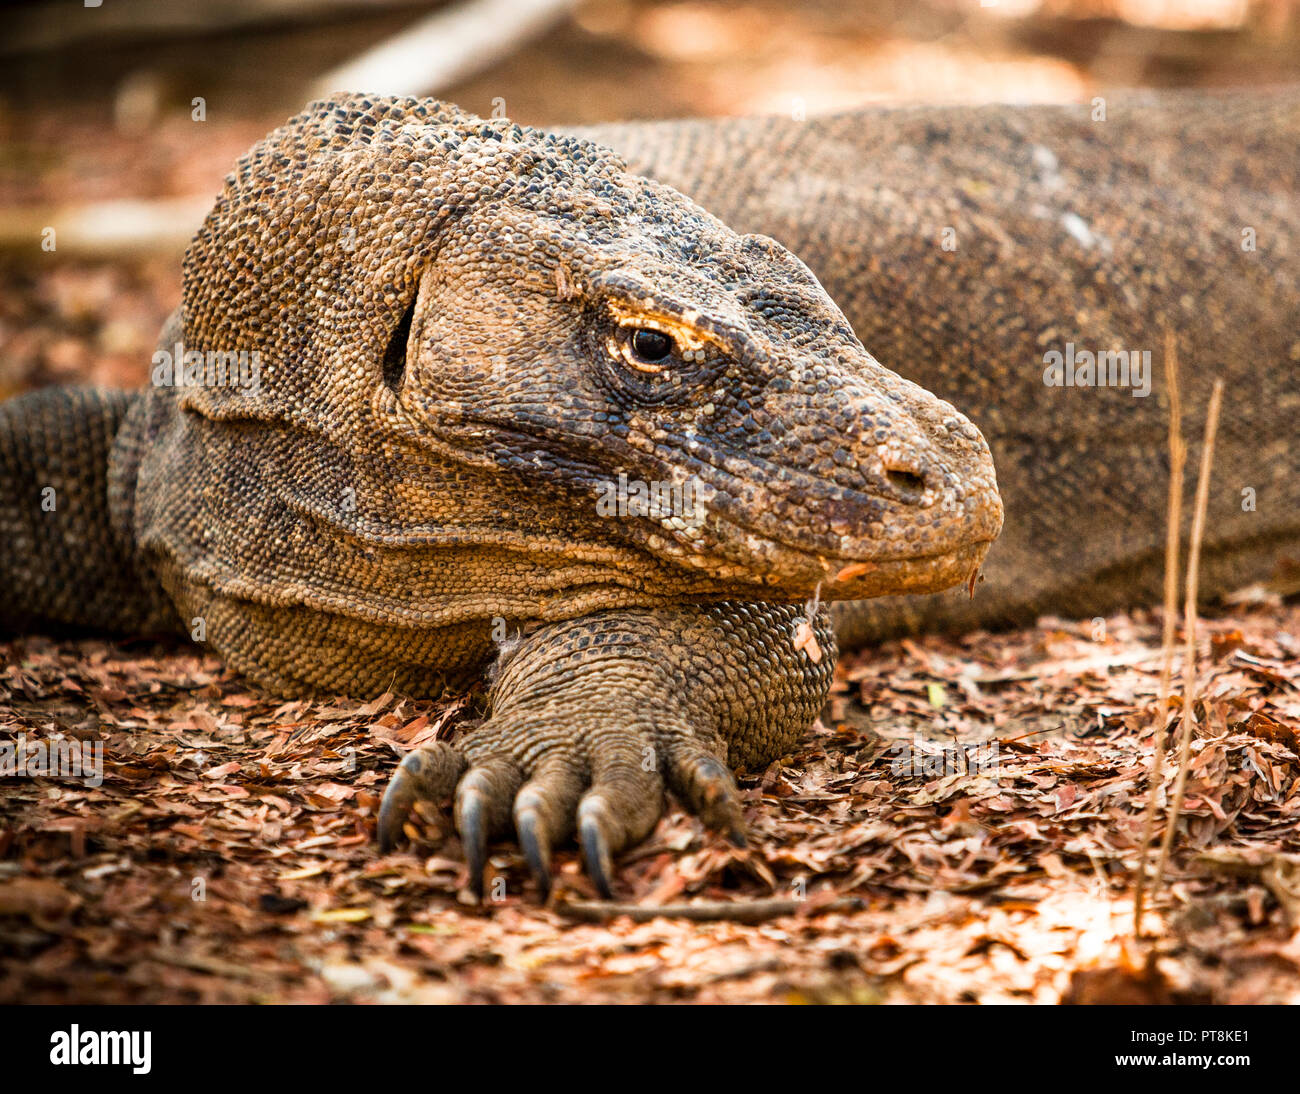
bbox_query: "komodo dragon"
[1,92,1296,899]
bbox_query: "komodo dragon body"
[2,92,1296,898]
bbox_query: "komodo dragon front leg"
[380,603,834,895]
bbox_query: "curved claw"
[452,757,522,900]
[574,761,663,897]
[511,762,583,898]
[407,700,739,899]
[516,807,552,897]
[578,802,616,899]
[377,769,417,854]
[664,743,746,841]
[377,742,465,852]
[456,787,489,898]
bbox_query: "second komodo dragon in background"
[2,91,1297,898]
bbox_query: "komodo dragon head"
[147,96,1001,628]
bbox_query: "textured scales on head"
[181,97,634,420]
[126,93,1000,694]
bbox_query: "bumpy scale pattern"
[0,387,175,634]
[12,92,1292,893]
[580,91,1300,646]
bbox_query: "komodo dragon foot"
[378,602,836,898]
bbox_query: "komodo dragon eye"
[594,311,720,407]
[630,328,673,365]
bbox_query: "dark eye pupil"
[632,328,672,362]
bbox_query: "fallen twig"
[971,646,1174,685]
[553,895,865,925]
[1153,376,1225,907]
[1133,331,1185,936]
[311,0,578,100]
[0,196,209,257]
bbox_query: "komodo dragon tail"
[0,386,177,635]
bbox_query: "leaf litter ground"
[2,599,1298,1004]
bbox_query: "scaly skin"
[379,603,835,895]
[582,89,1300,645]
[0,386,175,635]
[0,96,999,897]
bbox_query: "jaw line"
[658,511,997,599]
[403,421,998,596]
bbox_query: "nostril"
[885,468,926,499]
